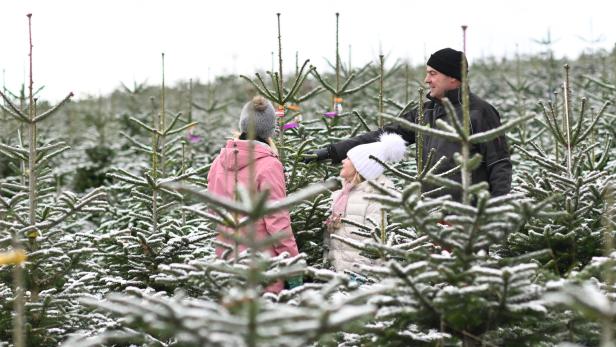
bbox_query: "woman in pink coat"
[206,96,299,293]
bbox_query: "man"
[305,48,511,202]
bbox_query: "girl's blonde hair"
[350,170,364,186]
[267,138,279,156]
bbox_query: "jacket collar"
[216,139,276,171]
[426,87,464,106]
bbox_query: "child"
[325,133,406,272]
[207,96,299,292]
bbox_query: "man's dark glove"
[302,147,330,163]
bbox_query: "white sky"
[2,0,614,102]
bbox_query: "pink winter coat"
[207,139,299,291]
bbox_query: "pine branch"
[128,116,157,134]
[240,74,278,103]
[35,144,70,168]
[389,261,438,315]
[163,111,183,133]
[294,85,324,103]
[263,179,339,215]
[165,121,199,136]
[576,101,610,144]
[32,92,74,123]
[119,132,152,152]
[396,99,416,118]
[0,90,29,123]
[309,68,336,94]
[0,144,28,161]
[382,113,461,142]
[342,75,380,95]
[283,60,311,102]
[583,74,616,90]
[469,114,535,144]
[107,173,148,187]
[338,73,357,93]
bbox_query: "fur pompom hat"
[347,133,407,180]
[239,96,276,139]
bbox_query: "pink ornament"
[276,106,285,118]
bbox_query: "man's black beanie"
[426,48,466,81]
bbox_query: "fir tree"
[0,14,106,346]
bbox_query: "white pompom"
[379,133,407,162]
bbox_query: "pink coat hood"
[207,140,299,291]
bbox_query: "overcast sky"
[2,0,614,102]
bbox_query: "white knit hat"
[347,133,407,180]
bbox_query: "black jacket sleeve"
[328,110,417,163]
[473,104,512,196]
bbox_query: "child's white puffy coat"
[327,175,393,272]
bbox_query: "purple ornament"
[185,125,202,143]
[186,132,202,143]
[323,111,337,118]
[283,122,299,130]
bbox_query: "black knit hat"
[426,48,466,81]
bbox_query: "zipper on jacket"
[233,141,239,201]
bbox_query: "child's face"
[340,158,357,182]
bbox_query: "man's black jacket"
[326,88,512,202]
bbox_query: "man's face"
[424,66,460,100]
